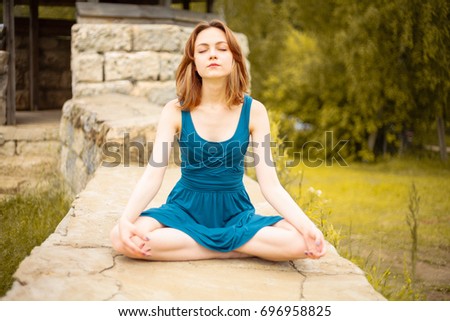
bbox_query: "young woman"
[110,20,326,262]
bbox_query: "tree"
[287,0,449,160]
[216,0,291,98]
[219,0,450,161]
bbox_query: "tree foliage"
[218,0,450,160]
[217,0,291,96]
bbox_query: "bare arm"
[250,100,326,257]
[117,100,180,254]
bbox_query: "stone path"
[0,110,61,199]
[1,94,385,301]
[3,164,385,300]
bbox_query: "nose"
[209,48,217,59]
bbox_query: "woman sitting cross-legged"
[110,19,327,262]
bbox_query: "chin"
[202,72,231,79]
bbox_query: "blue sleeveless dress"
[140,95,283,252]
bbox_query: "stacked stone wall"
[16,34,72,110]
[71,23,249,105]
[59,94,162,194]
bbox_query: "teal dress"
[141,95,283,252]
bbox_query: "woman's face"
[193,27,234,80]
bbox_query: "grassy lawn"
[0,175,72,297]
[291,156,450,300]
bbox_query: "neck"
[201,78,228,107]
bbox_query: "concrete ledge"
[0,111,61,196]
[3,165,385,301]
[0,110,61,157]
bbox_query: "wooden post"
[29,0,39,111]
[182,0,190,10]
[206,0,214,13]
[4,0,16,125]
[159,0,172,7]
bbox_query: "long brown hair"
[176,20,249,111]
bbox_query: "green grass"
[290,156,450,300]
[0,174,72,297]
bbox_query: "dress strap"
[243,94,252,125]
[239,94,252,137]
[181,109,194,136]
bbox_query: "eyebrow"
[196,41,228,47]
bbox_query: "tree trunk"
[437,116,448,162]
[368,130,378,153]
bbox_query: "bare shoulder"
[250,98,267,114]
[160,99,182,132]
[249,98,269,133]
[163,98,181,114]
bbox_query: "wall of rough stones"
[16,34,72,111]
[71,23,249,105]
[59,94,162,194]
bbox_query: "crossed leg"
[111,216,247,261]
[110,216,309,262]
[235,219,309,261]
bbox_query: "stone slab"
[292,245,365,276]
[302,274,385,301]
[104,256,304,301]
[4,246,118,301]
[0,176,25,193]
[5,275,119,301]
[2,164,385,301]
[12,246,115,285]
[0,124,59,142]
[0,155,57,176]
[0,110,61,141]
[0,141,15,156]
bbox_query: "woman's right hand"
[118,217,149,257]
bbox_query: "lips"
[207,63,220,67]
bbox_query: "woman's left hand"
[304,227,327,259]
